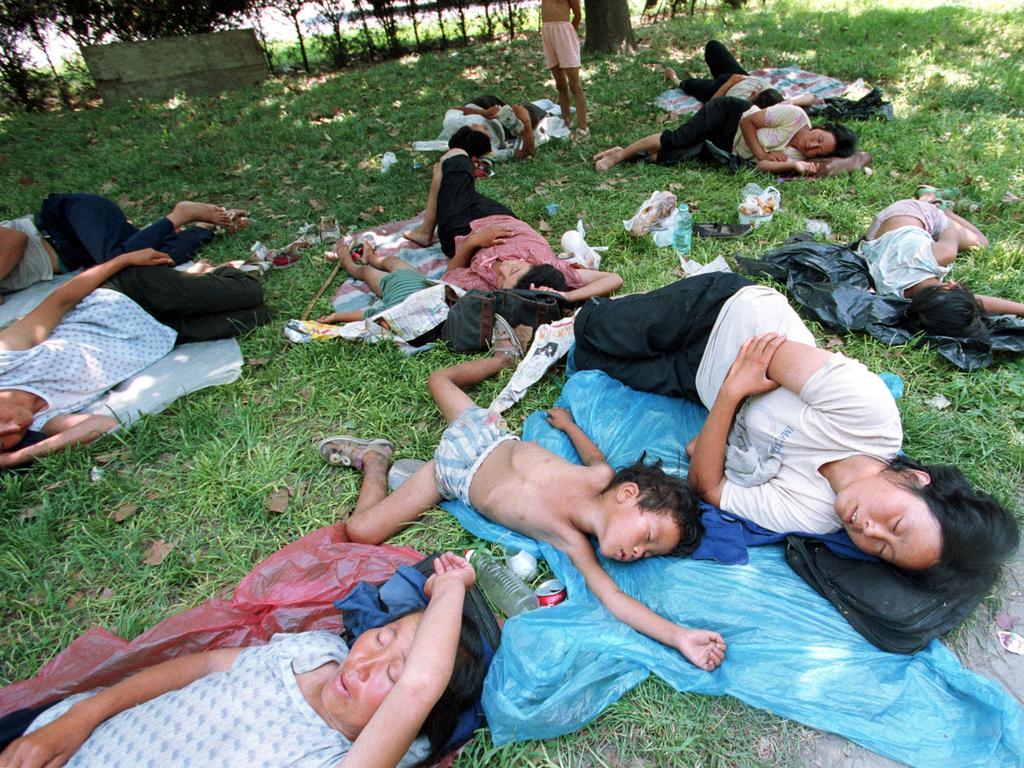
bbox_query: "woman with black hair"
[572,272,1018,585]
[0,552,486,768]
[859,196,1024,339]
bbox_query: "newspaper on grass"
[490,314,576,413]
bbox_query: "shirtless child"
[322,349,727,671]
[541,0,588,137]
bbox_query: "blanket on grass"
[654,66,848,115]
[0,268,243,429]
[331,216,447,315]
[441,369,1023,767]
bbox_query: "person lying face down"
[570,273,1018,589]
[0,250,269,468]
[858,196,1024,341]
[324,347,726,672]
[0,552,487,768]
[0,195,248,297]
[592,98,857,178]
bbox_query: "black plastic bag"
[736,239,1024,370]
[807,87,894,121]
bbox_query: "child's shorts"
[542,22,581,69]
[364,268,433,318]
[434,406,519,502]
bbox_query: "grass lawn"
[2,0,1023,764]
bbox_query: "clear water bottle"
[465,549,538,617]
[673,203,692,256]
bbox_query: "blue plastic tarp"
[442,370,1024,767]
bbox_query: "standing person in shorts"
[542,0,588,137]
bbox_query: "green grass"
[2,0,1023,764]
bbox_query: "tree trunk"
[505,0,515,39]
[582,0,635,54]
[289,11,310,71]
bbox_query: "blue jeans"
[36,193,213,269]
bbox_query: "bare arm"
[545,407,606,466]
[0,413,119,468]
[460,105,500,119]
[943,211,989,251]
[0,225,29,283]
[975,294,1024,316]
[739,109,788,163]
[512,104,535,160]
[570,0,582,28]
[0,249,174,352]
[784,93,815,107]
[559,268,623,302]
[445,224,515,273]
[343,553,473,768]
[713,73,746,99]
[0,648,240,768]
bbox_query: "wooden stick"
[301,258,344,321]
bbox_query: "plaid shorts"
[434,406,519,502]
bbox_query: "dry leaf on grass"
[537,220,552,233]
[1002,191,1022,204]
[935,131,952,143]
[18,506,41,523]
[42,481,64,491]
[308,198,326,211]
[267,487,292,514]
[909,160,927,176]
[143,539,175,566]
[99,587,116,600]
[247,357,269,367]
[825,337,844,349]
[110,503,138,523]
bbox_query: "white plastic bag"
[738,183,781,227]
[623,191,677,236]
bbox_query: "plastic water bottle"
[673,203,692,256]
[465,549,538,617]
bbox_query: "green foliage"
[1,0,1023,764]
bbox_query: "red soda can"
[535,578,567,607]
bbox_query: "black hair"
[907,284,991,342]
[417,614,486,766]
[514,264,569,292]
[752,88,784,109]
[448,125,492,159]
[887,457,1019,591]
[607,459,704,556]
[818,121,857,157]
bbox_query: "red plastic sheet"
[0,523,422,714]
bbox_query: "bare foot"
[361,240,385,268]
[595,150,623,172]
[664,66,680,85]
[677,628,727,671]
[169,201,231,229]
[223,208,250,234]
[403,228,435,248]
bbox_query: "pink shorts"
[542,22,581,69]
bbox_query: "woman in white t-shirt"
[572,273,1018,584]
[0,552,486,768]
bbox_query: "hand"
[721,333,786,400]
[424,552,476,598]
[483,106,500,119]
[762,150,789,163]
[117,248,174,268]
[795,160,825,177]
[530,284,565,298]
[317,312,342,324]
[674,627,727,672]
[476,224,515,248]
[0,707,95,768]
[545,406,575,431]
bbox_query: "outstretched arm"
[566,540,726,670]
[545,407,606,466]
[0,413,119,468]
[975,294,1024,317]
[0,648,240,768]
[558,268,623,302]
[344,553,474,768]
[0,248,173,352]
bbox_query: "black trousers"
[436,155,514,257]
[657,96,749,166]
[104,265,270,343]
[680,40,749,103]
[572,273,753,402]
[36,193,213,270]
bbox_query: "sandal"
[319,216,341,244]
[915,184,960,204]
[490,314,525,361]
[695,222,753,239]
[318,435,394,468]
